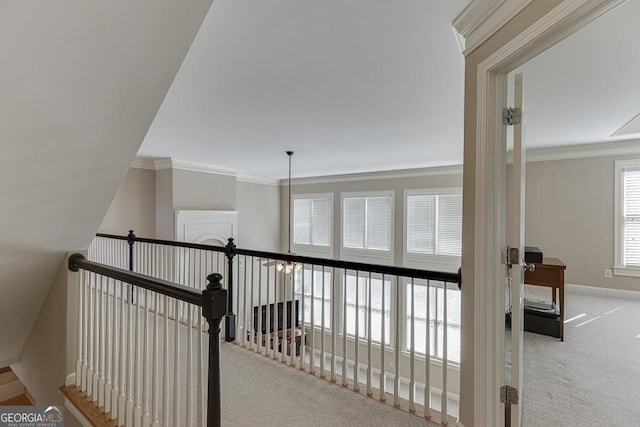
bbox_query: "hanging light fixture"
[277,150,301,273]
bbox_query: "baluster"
[118,280,127,427]
[126,283,134,427]
[249,256,255,351]
[409,278,416,412]
[173,300,180,427]
[257,260,263,355]
[354,271,359,392]
[273,263,279,361]
[441,282,449,423]
[342,270,348,387]
[320,267,326,379]
[290,266,297,367]
[424,280,431,419]
[309,266,315,375]
[331,268,337,383]
[394,276,401,408]
[104,277,112,414]
[151,292,160,427]
[111,278,119,419]
[186,303,194,427]
[142,288,151,427]
[380,274,386,402]
[76,269,84,388]
[92,272,99,402]
[265,262,271,357]
[197,251,206,427]
[367,271,372,396]
[162,295,170,427]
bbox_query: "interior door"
[505,72,527,427]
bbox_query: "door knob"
[522,262,535,272]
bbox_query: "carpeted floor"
[220,341,439,427]
[520,286,640,426]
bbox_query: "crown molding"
[290,164,463,186]
[453,0,534,56]
[130,158,157,170]
[506,139,640,163]
[237,174,280,186]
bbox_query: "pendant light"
[277,150,301,273]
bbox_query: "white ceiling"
[139,0,640,180]
[138,0,469,179]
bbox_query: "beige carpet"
[220,341,439,427]
[519,287,640,426]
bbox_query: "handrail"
[94,233,461,285]
[69,253,202,306]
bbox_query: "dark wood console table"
[524,257,566,341]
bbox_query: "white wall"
[524,154,640,291]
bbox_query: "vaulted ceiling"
[138,0,640,179]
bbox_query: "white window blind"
[407,192,462,256]
[623,169,640,266]
[293,196,332,247]
[343,195,392,251]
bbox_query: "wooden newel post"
[202,273,227,427]
[224,238,236,342]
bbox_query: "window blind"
[343,195,392,251]
[623,170,640,266]
[293,196,332,246]
[407,193,462,256]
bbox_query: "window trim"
[614,160,640,277]
[403,188,462,272]
[340,191,395,264]
[291,193,334,257]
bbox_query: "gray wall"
[11,255,77,405]
[237,181,281,251]
[524,155,640,291]
[100,168,156,238]
[172,169,237,211]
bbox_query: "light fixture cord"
[287,151,293,254]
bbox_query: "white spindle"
[342,270,348,387]
[367,272,372,396]
[331,268,337,383]
[441,282,449,423]
[290,268,296,367]
[111,278,119,419]
[104,277,112,414]
[394,276,400,408]
[249,256,255,351]
[265,263,271,357]
[142,289,151,427]
[152,293,160,427]
[134,287,142,427]
[76,269,84,388]
[99,275,106,407]
[409,278,415,412]
[320,267,326,379]
[163,295,170,427]
[186,304,193,427]
[242,255,248,349]
[380,274,386,402]
[92,273,99,401]
[424,280,431,418]
[197,252,206,427]
[310,266,315,375]
[354,271,360,391]
[257,260,263,355]
[126,284,134,427]
[118,280,127,427]
[173,300,180,427]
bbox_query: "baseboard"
[566,283,640,300]
[65,373,76,386]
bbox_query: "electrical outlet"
[604,269,613,279]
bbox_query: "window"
[345,273,391,343]
[614,160,640,276]
[342,192,394,255]
[294,267,332,329]
[404,281,460,363]
[405,189,462,270]
[293,194,333,251]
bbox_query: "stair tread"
[0,393,33,406]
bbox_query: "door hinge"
[500,385,519,405]
[502,107,522,125]
[501,246,519,268]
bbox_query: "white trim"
[509,139,640,163]
[130,158,157,170]
[613,159,640,273]
[468,1,623,425]
[64,397,94,427]
[566,283,640,300]
[453,0,535,56]
[291,165,463,186]
[613,266,640,278]
[237,174,280,185]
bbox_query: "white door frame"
[461,1,624,426]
